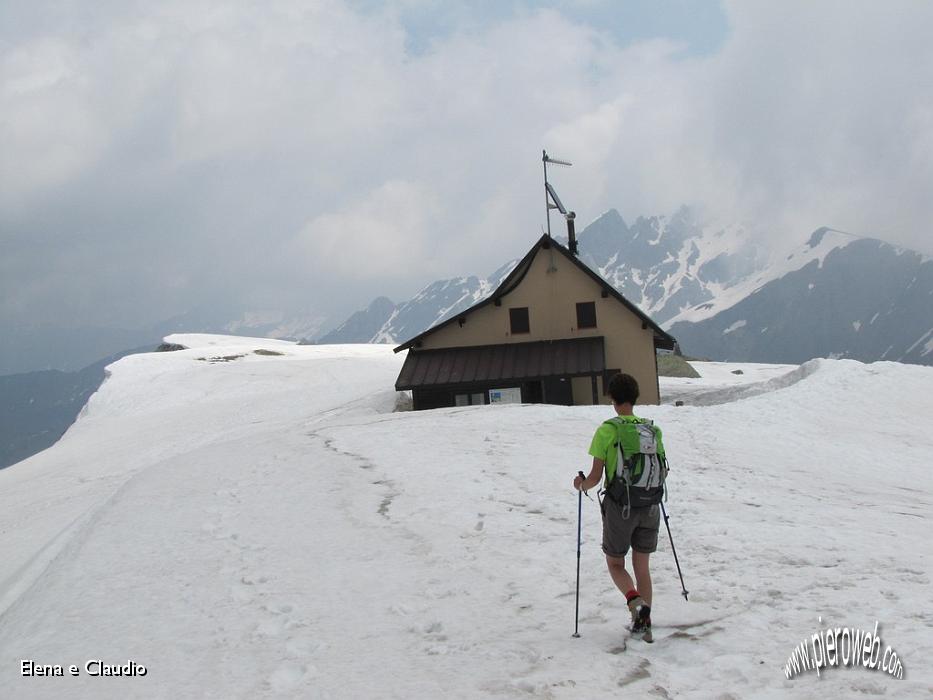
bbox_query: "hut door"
[543,377,573,406]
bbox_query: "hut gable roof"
[393,234,676,352]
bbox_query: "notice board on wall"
[488,387,522,404]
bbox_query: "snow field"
[0,335,931,698]
[659,361,800,405]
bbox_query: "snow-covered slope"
[1,335,931,698]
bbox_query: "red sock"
[625,589,640,603]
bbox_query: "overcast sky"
[2,0,932,332]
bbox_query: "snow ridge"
[2,339,932,698]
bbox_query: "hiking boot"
[626,597,644,626]
[631,605,652,634]
[626,595,646,620]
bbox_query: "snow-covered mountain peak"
[584,207,628,230]
[577,205,767,326]
[664,226,861,327]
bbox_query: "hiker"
[573,372,667,640]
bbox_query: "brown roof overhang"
[395,336,606,391]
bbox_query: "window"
[576,301,597,329]
[455,392,486,406]
[509,307,530,334]
[602,368,620,395]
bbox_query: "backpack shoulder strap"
[604,416,652,425]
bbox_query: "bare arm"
[573,457,604,492]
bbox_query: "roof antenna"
[542,150,578,255]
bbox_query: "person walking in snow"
[573,372,667,641]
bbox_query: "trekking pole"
[660,501,689,601]
[573,470,585,637]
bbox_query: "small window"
[509,307,530,334]
[576,301,597,329]
[602,368,620,395]
[455,393,486,406]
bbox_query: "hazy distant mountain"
[151,307,327,345]
[0,324,154,375]
[2,308,327,376]
[317,297,398,344]
[0,346,149,469]
[318,261,518,344]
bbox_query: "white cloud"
[294,179,441,280]
[0,37,106,201]
[1,0,932,331]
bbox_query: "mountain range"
[316,208,933,367]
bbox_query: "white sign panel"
[488,387,522,404]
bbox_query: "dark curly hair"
[608,372,639,406]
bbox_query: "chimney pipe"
[566,211,577,255]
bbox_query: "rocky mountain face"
[668,231,933,364]
[576,207,766,325]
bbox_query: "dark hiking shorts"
[601,499,660,558]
